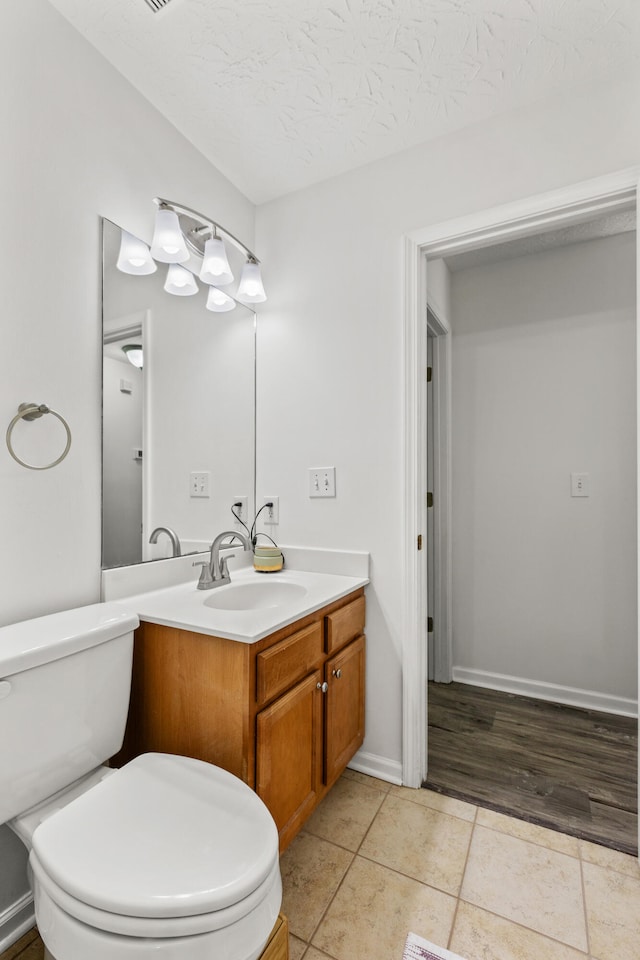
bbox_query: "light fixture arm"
[154,197,261,264]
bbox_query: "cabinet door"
[256,669,323,849]
[324,634,366,788]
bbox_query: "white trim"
[402,235,427,789]
[408,168,638,253]
[452,667,638,719]
[0,893,35,955]
[348,750,403,785]
[402,166,640,792]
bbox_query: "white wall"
[450,233,637,701]
[255,73,640,774]
[0,0,254,626]
[0,0,254,939]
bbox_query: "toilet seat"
[30,850,282,938]
[30,753,279,934]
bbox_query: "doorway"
[424,216,638,851]
[401,169,640,814]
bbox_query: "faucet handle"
[193,560,214,590]
[220,554,236,579]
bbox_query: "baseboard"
[452,667,638,718]
[348,749,403,785]
[0,892,35,954]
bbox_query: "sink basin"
[203,580,308,612]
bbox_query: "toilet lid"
[31,753,279,920]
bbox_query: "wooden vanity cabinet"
[114,588,365,851]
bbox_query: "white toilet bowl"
[1,604,282,960]
[15,753,282,960]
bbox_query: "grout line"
[454,900,591,956]
[578,856,592,959]
[446,806,478,951]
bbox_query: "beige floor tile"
[341,768,393,793]
[303,775,386,851]
[289,934,307,960]
[312,855,456,960]
[359,793,473,895]
[582,860,640,960]
[451,901,588,960]
[390,785,477,822]
[579,839,640,880]
[476,808,580,857]
[460,825,587,952]
[304,950,334,960]
[279,833,353,942]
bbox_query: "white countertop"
[113,565,368,643]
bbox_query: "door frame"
[401,167,639,790]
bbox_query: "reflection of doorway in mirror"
[102,314,145,568]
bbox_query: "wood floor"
[426,681,638,855]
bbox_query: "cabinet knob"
[316,681,329,693]
[332,668,342,679]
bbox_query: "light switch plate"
[308,467,336,498]
[570,472,589,497]
[190,471,210,498]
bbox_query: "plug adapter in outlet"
[261,496,279,524]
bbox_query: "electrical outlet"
[190,471,210,498]
[261,496,279,524]
[308,467,336,498]
[232,496,248,525]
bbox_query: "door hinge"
[427,366,432,383]
[417,534,423,550]
[427,491,433,508]
[428,616,434,633]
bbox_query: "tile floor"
[5,768,640,960]
[281,769,640,960]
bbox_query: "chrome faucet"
[194,530,251,590]
[148,526,182,557]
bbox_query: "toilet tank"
[0,603,139,824]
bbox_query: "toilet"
[0,603,282,960]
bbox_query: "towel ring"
[6,403,72,470]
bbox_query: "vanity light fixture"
[122,344,144,368]
[236,258,267,303]
[117,231,157,275]
[164,262,199,296]
[206,286,235,312]
[150,206,190,263]
[200,235,234,286]
[116,197,266,313]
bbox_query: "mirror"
[101,217,256,568]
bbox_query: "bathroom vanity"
[113,583,366,851]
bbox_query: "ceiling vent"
[143,0,173,11]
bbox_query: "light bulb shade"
[117,230,156,275]
[237,260,267,303]
[150,208,189,263]
[122,344,143,368]
[164,263,199,296]
[206,286,236,312]
[200,236,234,286]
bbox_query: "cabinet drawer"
[257,622,323,705]
[325,596,365,655]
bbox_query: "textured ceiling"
[47,0,640,202]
